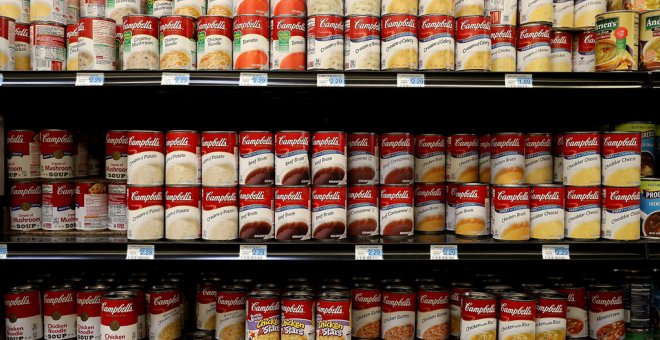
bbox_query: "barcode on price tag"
[0,244,7,259]
[76,73,104,86]
[126,244,155,260]
[239,73,268,86]
[505,74,533,88]
[397,74,425,88]
[240,245,267,260]
[542,245,570,260]
[355,245,383,260]
[317,74,345,87]
[161,72,190,85]
[430,245,458,260]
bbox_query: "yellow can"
[595,10,639,71]
[640,10,660,70]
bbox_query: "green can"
[616,121,656,177]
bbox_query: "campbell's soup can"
[530,184,565,240]
[551,30,573,72]
[555,284,588,338]
[307,0,342,15]
[415,134,445,183]
[380,185,414,237]
[173,0,206,18]
[196,15,232,70]
[554,0,574,28]
[498,292,536,340]
[239,131,275,185]
[0,0,28,23]
[233,0,268,16]
[14,23,30,70]
[307,14,344,70]
[280,291,314,339]
[165,185,201,240]
[147,0,174,17]
[414,183,445,233]
[42,181,76,231]
[100,291,138,340]
[460,292,497,340]
[80,0,105,18]
[553,134,564,183]
[455,0,485,17]
[419,0,453,14]
[43,285,76,340]
[381,14,418,70]
[601,131,641,187]
[127,185,165,240]
[270,16,306,70]
[165,130,201,185]
[275,186,311,241]
[445,183,456,231]
[201,131,237,186]
[486,0,517,25]
[572,30,595,72]
[215,286,248,340]
[147,285,181,340]
[106,130,128,181]
[312,186,347,240]
[239,185,274,240]
[122,15,159,70]
[274,130,310,186]
[316,291,351,340]
[418,15,455,70]
[517,22,551,72]
[40,129,74,178]
[233,15,269,70]
[416,285,450,340]
[195,279,219,331]
[351,283,381,338]
[7,130,41,179]
[271,0,304,16]
[382,286,416,340]
[11,181,42,231]
[448,133,479,183]
[455,16,491,71]
[564,186,601,239]
[449,283,474,337]
[490,132,525,185]
[344,0,379,15]
[478,134,491,183]
[454,183,489,237]
[77,17,116,70]
[520,0,552,24]
[75,179,108,231]
[30,22,66,71]
[30,0,66,24]
[641,10,660,71]
[202,186,238,240]
[108,181,127,231]
[114,285,145,340]
[348,132,379,185]
[574,0,606,28]
[77,284,108,340]
[601,186,640,240]
[491,184,530,241]
[525,133,553,184]
[595,11,639,72]
[127,130,165,186]
[642,178,660,238]
[104,0,139,24]
[563,132,601,186]
[159,15,196,70]
[380,132,414,185]
[615,122,655,177]
[587,285,625,340]
[344,15,381,71]
[490,24,516,71]
[347,185,379,238]
[534,290,568,340]
[311,131,347,186]
[65,24,78,70]
[4,285,43,340]
[246,291,280,340]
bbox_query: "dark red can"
[148,285,181,340]
[460,291,497,339]
[216,285,248,339]
[449,283,474,338]
[77,284,107,340]
[311,131,347,186]
[348,132,379,185]
[555,283,588,338]
[347,185,379,238]
[534,289,568,339]
[5,285,43,340]
[275,186,311,241]
[380,185,414,237]
[498,292,536,340]
[101,291,138,340]
[380,132,414,185]
[312,186,347,240]
[587,284,624,340]
[239,186,275,240]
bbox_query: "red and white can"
[415,134,446,183]
[307,15,344,70]
[564,186,600,239]
[80,0,105,18]
[551,30,572,72]
[490,132,525,185]
[271,0,304,16]
[42,181,75,231]
[312,131,347,186]
[381,14,418,70]
[418,15,455,71]
[490,24,516,71]
[108,181,127,231]
[270,16,306,70]
[44,285,76,340]
[478,134,491,183]
[553,133,564,183]
[196,15,233,70]
[275,130,310,186]
[347,185,379,238]
[105,130,128,181]
[351,283,382,339]
[77,284,107,340]
[380,132,414,185]
[75,179,109,231]
[202,186,238,240]
[382,0,417,14]
[14,23,30,71]
[445,183,457,231]
[535,290,567,340]
[348,132,379,185]
[201,131,238,186]
[414,183,445,234]
[455,16,491,71]
[113,285,145,339]
[517,23,551,72]
[448,133,479,183]
[30,0,66,24]
[239,185,274,240]
[307,0,342,15]
[30,22,66,71]
[40,129,74,179]
[127,185,165,240]
[587,285,624,340]
[10,181,42,231]
[104,0,139,24]
[491,185,530,241]
[8,130,41,179]
[4,285,43,340]
[498,292,536,340]
[449,283,473,338]
[525,133,553,184]
[239,131,275,185]
[454,183,489,237]
[460,292,497,340]
[344,16,381,71]
[601,186,640,241]
[196,279,218,331]
[419,0,453,15]
[275,186,311,241]
[165,130,201,185]
[127,130,165,186]
[382,286,416,340]
[159,15,196,70]
[233,0,268,16]
[233,15,269,70]
[147,286,181,340]
[215,286,248,340]
[555,284,588,338]
[246,291,280,340]
[77,17,116,70]
[416,285,450,340]
[380,185,414,237]
[165,185,201,240]
[0,15,14,71]
[206,0,230,16]
[316,291,351,340]
[519,0,552,24]
[601,131,641,187]
[529,184,565,240]
[572,30,595,72]
[281,291,315,339]
[122,15,159,71]
[563,131,601,186]
[65,24,78,70]
[100,291,138,340]
[312,186,347,240]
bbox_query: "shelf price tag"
[127,244,155,260]
[0,244,7,259]
[505,74,533,88]
[430,245,458,260]
[317,74,345,87]
[0,73,4,86]
[355,245,383,260]
[240,245,267,260]
[76,73,104,86]
[397,74,425,88]
[239,72,268,86]
[542,245,570,260]
[161,72,190,85]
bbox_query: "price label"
[542,245,570,260]
[397,74,425,88]
[240,245,267,260]
[161,72,190,85]
[317,74,345,87]
[505,74,533,88]
[239,72,268,86]
[430,245,458,260]
[126,244,155,260]
[355,245,383,260]
[0,244,7,259]
[76,73,104,86]
[0,73,4,86]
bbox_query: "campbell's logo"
[198,20,227,31]
[551,35,569,45]
[354,292,380,304]
[241,135,273,146]
[240,191,266,200]
[77,295,101,305]
[153,295,180,306]
[56,185,74,196]
[16,27,29,38]
[454,138,479,148]
[102,302,134,314]
[420,295,449,306]
[354,19,380,31]
[278,135,309,146]
[234,19,263,30]
[531,191,560,201]
[537,303,564,313]
[160,20,183,30]
[567,190,599,201]
[564,137,598,148]
[202,290,215,296]
[500,303,533,316]
[282,304,306,314]
[78,21,85,32]
[107,135,128,146]
[382,190,410,200]
[205,191,237,203]
[497,191,529,201]
[318,305,344,314]
[348,189,373,200]
[603,136,639,148]
[251,302,279,312]
[455,189,479,199]
[124,20,154,30]
[166,191,194,202]
[519,28,550,40]
[421,18,453,30]
[7,134,26,144]
[416,188,443,198]
[492,138,521,148]
[44,293,74,305]
[451,292,461,302]
[319,18,343,30]
[459,20,490,31]
[526,139,552,148]
[382,137,411,148]
[384,18,416,29]
[129,136,161,148]
[417,138,445,149]
[166,137,191,147]
[218,296,246,306]
[348,138,369,147]
[41,133,73,144]
[276,19,305,31]
[313,191,342,201]
[12,185,40,196]
[202,138,229,148]
[583,33,595,44]
[567,294,575,303]
[6,296,31,307]
[464,302,496,314]
[276,191,303,201]
[130,191,163,202]
[609,190,640,201]
[384,297,412,307]
[491,29,513,39]
[313,136,340,147]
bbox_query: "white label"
[430,245,458,260]
[542,245,570,259]
[355,245,383,260]
[0,244,7,259]
[161,72,190,85]
[397,73,425,88]
[76,73,104,86]
[126,244,155,260]
[239,72,268,86]
[505,74,533,88]
[317,74,345,87]
[0,73,3,86]
[240,245,267,260]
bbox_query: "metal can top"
[219,284,249,292]
[352,276,374,282]
[202,130,237,134]
[483,284,514,291]
[519,21,552,26]
[493,132,524,136]
[115,284,145,292]
[103,290,137,300]
[319,285,349,292]
[564,131,600,135]
[520,283,546,290]
[201,277,222,284]
[149,284,178,292]
[451,282,475,288]
[384,284,415,293]
[79,283,110,292]
[500,292,535,302]
[284,284,315,292]
[319,290,350,301]
[587,283,622,292]
[7,284,40,293]
[642,177,660,182]
[353,282,380,289]
[532,289,567,300]
[282,290,315,300]
[248,290,279,299]
[30,21,66,26]
[167,130,198,133]
[463,291,496,300]
[46,283,75,291]
[553,282,581,289]
[254,283,280,290]
[418,284,448,292]
[81,16,116,24]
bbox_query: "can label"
[127,186,165,240]
[536,296,567,339]
[234,0,268,16]
[602,132,641,187]
[345,0,379,15]
[165,131,201,185]
[455,184,489,236]
[382,0,417,14]
[44,289,76,340]
[101,297,137,340]
[498,298,535,340]
[78,17,116,71]
[105,0,139,24]
[491,186,530,241]
[311,132,347,186]
[563,132,601,186]
[348,132,379,185]
[108,182,127,231]
[239,186,274,240]
[165,186,201,240]
[106,130,128,180]
[641,11,660,71]
[551,30,572,72]
[601,187,640,240]
[14,23,30,71]
[148,0,173,17]
[382,291,416,340]
[556,287,588,338]
[519,0,552,24]
[75,181,109,230]
[173,0,206,18]
[201,131,238,186]
[572,31,595,72]
[246,297,280,340]
[127,131,165,186]
[380,186,414,237]
[517,23,551,72]
[565,186,601,239]
[344,16,381,71]
[8,130,41,179]
[30,0,66,24]
[274,131,310,186]
[491,133,525,185]
[4,289,43,340]
[347,185,379,237]
[460,296,497,340]
[415,134,446,183]
[479,135,491,183]
[42,182,76,231]
[530,185,565,240]
[275,186,311,241]
[449,287,471,338]
[381,14,418,70]
[416,290,449,340]
[490,25,516,72]
[11,182,42,231]
[594,12,639,71]
[642,179,660,238]
[312,186,347,240]
[448,134,479,182]
[270,16,306,70]
[419,0,453,14]
[233,15,269,70]
[196,18,232,71]
[281,297,314,339]
[486,0,517,25]
[307,15,344,70]
[525,134,553,184]
[455,0,485,17]
[455,16,491,71]
[122,16,159,70]
[445,183,457,231]
[40,129,74,178]
[239,131,274,185]
[30,23,66,71]
[271,0,304,16]
[615,122,655,177]
[317,298,351,340]
[380,133,414,185]
[81,0,105,18]
[588,291,624,340]
[418,15,454,70]
[415,183,446,233]
[352,288,381,338]
[215,291,247,340]
[148,290,181,340]
[159,15,196,70]
[554,0,573,27]
[202,186,238,241]
[77,290,104,340]
[0,0,28,23]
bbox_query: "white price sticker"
[0,244,7,259]
[317,74,345,87]
[161,72,190,85]
[239,72,268,86]
[240,245,267,260]
[397,73,425,88]
[76,73,104,86]
[505,74,533,88]
[355,245,383,260]
[0,73,4,86]
[430,245,458,260]
[542,245,570,260]
[126,244,155,260]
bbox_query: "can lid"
[501,292,535,301]
[7,284,39,293]
[384,284,414,293]
[564,131,601,135]
[115,284,145,292]
[167,130,199,133]
[285,284,315,292]
[219,284,249,292]
[276,130,310,134]
[104,290,137,300]
[463,291,496,300]
[352,276,373,282]
[201,277,222,284]
[641,177,660,182]
[319,290,350,300]
[353,282,379,290]
[451,282,475,288]
[128,130,163,134]
[418,284,448,292]
[532,289,567,299]
[254,283,280,290]
[525,132,552,137]
[202,131,237,134]
[249,290,279,299]
[492,132,525,136]
[283,290,315,300]
[483,285,514,291]
[46,283,75,291]
[520,283,546,289]
[80,283,110,292]
[587,283,622,291]
[149,284,178,292]
[319,285,349,292]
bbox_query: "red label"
[66,24,78,43]
[553,134,564,154]
[576,31,595,54]
[275,131,310,157]
[239,131,274,157]
[216,291,247,313]
[197,16,232,39]
[346,16,380,41]
[312,186,347,210]
[380,185,413,209]
[479,134,491,154]
[565,186,601,209]
[15,23,29,43]
[77,290,104,318]
[551,30,572,52]
[203,186,238,210]
[517,24,551,49]
[160,15,195,39]
[271,16,306,41]
[492,186,530,212]
[106,130,128,158]
[7,130,37,156]
[446,183,457,205]
[281,297,314,322]
[418,15,454,39]
[602,186,640,211]
[202,131,237,155]
[235,0,268,15]
[525,134,552,158]
[491,25,515,45]
[455,184,488,207]
[247,297,280,321]
[75,181,106,208]
[11,182,42,207]
[556,287,586,309]
[40,130,74,155]
[418,289,449,312]
[317,298,351,320]
[127,131,164,155]
[166,131,199,154]
[352,288,381,310]
[78,17,115,40]
[415,134,445,158]
[491,133,524,158]
[101,297,137,327]
[166,186,200,209]
[239,186,275,209]
[348,133,378,156]
[563,132,600,157]
[233,15,269,36]
[308,15,344,39]
[381,15,417,40]
[127,186,164,210]
[614,27,628,39]
[499,298,535,321]
[450,287,472,307]
[197,283,217,305]
[31,23,66,53]
[276,186,310,210]
[44,289,76,317]
[123,16,158,37]
[5,289,41,319]
[348,185,378,208]
[148,290,180,315]
[536,297,567,318]
[455,16,490,42]
[312,132,346,157]
[530,185,565,209]
[461,296,497,320]
[415,183,445,205]
[449,134,479,157]
[43,182,75,208]
[382,291,416,313]
[601,132,641,158]
[380,133,414,157]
